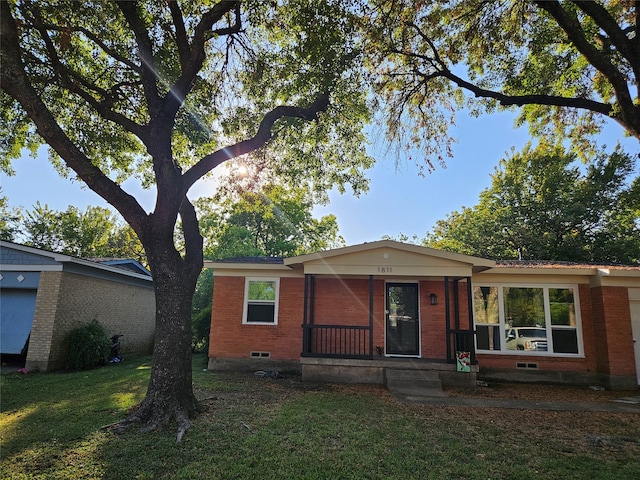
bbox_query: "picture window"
[474,285,581,356]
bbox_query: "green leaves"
[361,0,639,164]
[0,190,22,241]
[197,182,344,259]
[426,144,640,264]
[21,203,144,262]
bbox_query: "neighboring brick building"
[1,240,155,371]
[207,240,640,390]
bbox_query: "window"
[473,285,581,356]
[474,286,500,351]
[243,278,279,324]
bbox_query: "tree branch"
[24,4,145,138]
[30,22,141,72]
[116,0,161,114]
[534,1,634,113]
[162,1,240,122]
[439,67,613,114]
[571,0,639,68]
[181,93,331,193]
[0,2,148,233]
[168,1,191,71]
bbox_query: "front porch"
[300,273,478,365]
[301,356,478,390]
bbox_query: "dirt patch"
[203,370,639,405]
[196,371,640,461]
[444,381,640,404]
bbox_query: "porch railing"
[301,324,373,359]
[448,329,477,365]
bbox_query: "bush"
[63,320,110,371]
[191,305,211,353]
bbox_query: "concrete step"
[384,368,446,397]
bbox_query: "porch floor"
[300,356,477,390]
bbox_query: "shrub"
[191,305,211,353]
[63,320,110,371]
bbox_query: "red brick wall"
[419,280,472,360]
[211,276,473,361]
[308,278,385,356]
[592,286,635,377]
[312,278,374,326]
[209,276,304,361]
[420,280,445,358]
[577,284,598,373]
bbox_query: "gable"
[0,241,153,286]
[94,259,151,277]
[0,245,60,267]
[287,242,493,277]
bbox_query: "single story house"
[0,240,155,371]
[206,240,640,390]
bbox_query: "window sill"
[476,350,585,359]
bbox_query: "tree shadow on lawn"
[2,359,640,480]
[96,371,640,480]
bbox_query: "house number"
[377,266,393,273]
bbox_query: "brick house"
[207,240,640,390]
[1,240,155,371]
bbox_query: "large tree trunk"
[112,234,203,441]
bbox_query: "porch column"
[466,277,476,364]
[302,274,316,356]
[444,276,451,361]
[369,275,374,357]
[453,279,460,330]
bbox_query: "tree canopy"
[363,0,639,164]
[426,144,640,264]
[0,191,21,241]
[17,202,146,262]
[197,182,344,259]
[0,0,374,439]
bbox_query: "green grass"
[2,355,639,479]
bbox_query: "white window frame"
[242,278,280,325]
[473,283,584,357]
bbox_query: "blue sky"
[1,108,637,246]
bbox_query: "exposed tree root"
[100,395,201,443]
[175,410,193,443]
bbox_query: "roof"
[496,259,640,270]
[284,240,495,268]
[89,258,152,276]
[212,256,284,264]
[478,258,640,288]
[0,240,153,283]
[205,241,640,286]
[206,240,495,277]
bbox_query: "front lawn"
[1,355,639,479]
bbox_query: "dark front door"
[386,283,419,356]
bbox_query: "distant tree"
[0,191,21,241]
[363,0,640,165]
[22,203,145,262]
[425,144,640,264]
[198,182,344,259]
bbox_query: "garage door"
[0,289,38,354]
